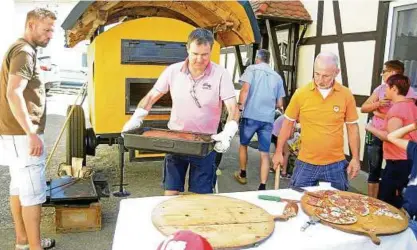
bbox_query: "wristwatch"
[237,102,243,111]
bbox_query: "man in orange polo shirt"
[272,52,361,190]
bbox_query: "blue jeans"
[239,118,273,152]
[163,151,217,194]
[290,159,349,191]
[409,220,417,239]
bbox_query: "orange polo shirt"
[285,82,358,165]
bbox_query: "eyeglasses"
[381,69,391,75]
[190,80,202,108]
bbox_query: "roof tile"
[250,0,312,21]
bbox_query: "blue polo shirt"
[240,63,285,123]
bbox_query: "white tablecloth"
[112,187,417,250]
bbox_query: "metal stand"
[113,137,131,197]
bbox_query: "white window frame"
[384,1,417,62]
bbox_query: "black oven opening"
[125,78,172,114]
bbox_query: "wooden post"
[274,164,281,190]
[234,45,244,76]
[266,19,288,98]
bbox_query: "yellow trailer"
[61,1,260,164]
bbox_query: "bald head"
[313,52,340,89]
[315,52,339,69]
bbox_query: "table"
[112,187,417,250]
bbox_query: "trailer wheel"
[66,105,86,165]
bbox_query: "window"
[82,53,88,68]
[389,4,417,90]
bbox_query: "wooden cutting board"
[151,195,276,249]
[301,191,408,245]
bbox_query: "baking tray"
[123,127,215,157]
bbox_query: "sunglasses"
[381,69,392,74]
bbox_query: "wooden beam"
[301,31,377,45]
[371,2,390,94]
[314,1,324,58]
[232,59,238,82]
[266,19,288,97]
[86,10,108,42]
[234,45,244,76]
[333,1,349,88]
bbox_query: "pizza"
[306,196,325,207]
[328,194,349,209]
[374,208,404,220]
[142,130,211,142]
[360,196,389,210]
[350,200,370,216]
[306,190,337,199]
[315,206,358,225]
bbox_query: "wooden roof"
[62,1,261,48]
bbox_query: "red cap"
[157,230,213,250]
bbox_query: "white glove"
[211,120,239,153]
[122,108,148,134]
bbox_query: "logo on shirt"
[202,82,212,90]
[333,105,340,113]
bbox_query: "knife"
[300,216,320,231]
[258,195,300,203]
[291,186,306,193]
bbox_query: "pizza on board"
[306,190,337,199]
[328,194,350,209]
[350,200,370,217]
[315,206,358,225]
[306,196,325,207]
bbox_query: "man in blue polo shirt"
[387,121,417,238]
[234,49,285,190]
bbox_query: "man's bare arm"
[366,124,388,141]
[276,97,284,111]
[224,97,239,122]
[6,74,34,134]
[137,88,164,111]
[387,122,417,151]
[275,118,295,154]
[346,123,360,160]
[361,92,379,113]
[238,82,249,110]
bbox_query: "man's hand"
[347,158,360,179]
[211,120,238,153]
[28,133,43,156]
[122,108,148,134]
[272,152,284,170]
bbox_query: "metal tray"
[123,128,215,157]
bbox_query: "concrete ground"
[0,91,294,250]
[0,91,367,250]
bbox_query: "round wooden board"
[301,191,408,244]
[152,195,275,249]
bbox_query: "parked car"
[59,68,87,88]
[38,56,60,92]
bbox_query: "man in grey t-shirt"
[234,49,285,190]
